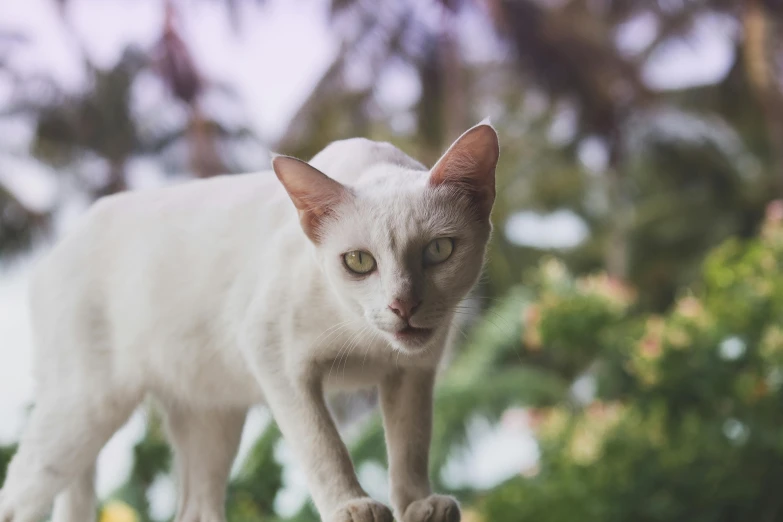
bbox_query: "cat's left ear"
[429,122,499,220]
[272,155,349,242]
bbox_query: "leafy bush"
[473,203,783,522]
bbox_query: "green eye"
[343,251,376,274]
[424,238,454,265]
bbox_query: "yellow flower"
[577,273,636,309]
[760,253,776,273]
[522,304,542,350]
[569,423,601,465]
[100,501,138,522]
[569,401,626,465]
[638,317,665,360]
[629,316,667,385]
[462,508,485,522]
[585,401,625,426]
[529,407,569,440]
[665,327,691,349]
[761,325,783,361]
[541,257,568,283]
[673,295,711,329]
[754,279,774,296]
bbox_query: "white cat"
[0,122,499,522]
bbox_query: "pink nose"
[388,298,421,321]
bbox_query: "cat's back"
[88,170,284,226]
[29,171,294,332]
[26,172,296,404]
[38,171,281,263]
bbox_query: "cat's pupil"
[435,241,440,253]
[358,252,364,264]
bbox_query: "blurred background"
[2,0,783,520]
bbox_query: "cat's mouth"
[393,325,434,345]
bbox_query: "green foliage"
[522,260,635,379]
[103,416,288,522]
[227,424,284,522]
[109,411,172,522]
[0,444,15,486]
[470,210,783,522]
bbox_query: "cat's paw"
[329,497,394,522]
[402,494,460,522]
[0,490,19,522]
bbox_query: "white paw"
[0,493,13,522]
[329,497,394,522]
[0,488,41,522]
[402,494,460,522]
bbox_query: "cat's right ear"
[272,155,349,242]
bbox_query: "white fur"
[0,126,497,522]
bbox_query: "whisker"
[336,326,364,379]
[484,309,514,330]
[328,326,357,381]
[342,326,368,378]
[362,328,381,371]
[452,322,469,341]
[468,295,527,304]
[313,319,354,344]
[313,319,355,352]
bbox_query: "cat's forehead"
[354,163,429,191]
[325,167,476,251]
[356,168,457,224]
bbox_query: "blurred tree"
[0,28,50,257]
[111,412,172,522]
[0,0,259,256]
[5,1,783,521]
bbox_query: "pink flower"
[501,407,529,432]
[766,200,783,224]
[675,296,703,320]
[523,305,542,350]
[640,337,662,359]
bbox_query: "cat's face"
[315,177,491,351]
[274,123,499,353]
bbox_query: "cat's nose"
[388,298,421,321]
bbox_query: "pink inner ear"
[272,155,348,242]
[430,150,481,187]
[429,124,499,217]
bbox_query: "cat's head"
[273,123,499,353]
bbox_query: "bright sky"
[0,0,739,516]
[1,0,339,142]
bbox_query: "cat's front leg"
[259,369,392,522]
[380,368,460,522]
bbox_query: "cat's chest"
[317,339,430,392]
[321,352,394,391]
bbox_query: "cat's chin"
[390,326,435,350]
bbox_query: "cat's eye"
[343,250,376,274]
[424,238,454,265]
